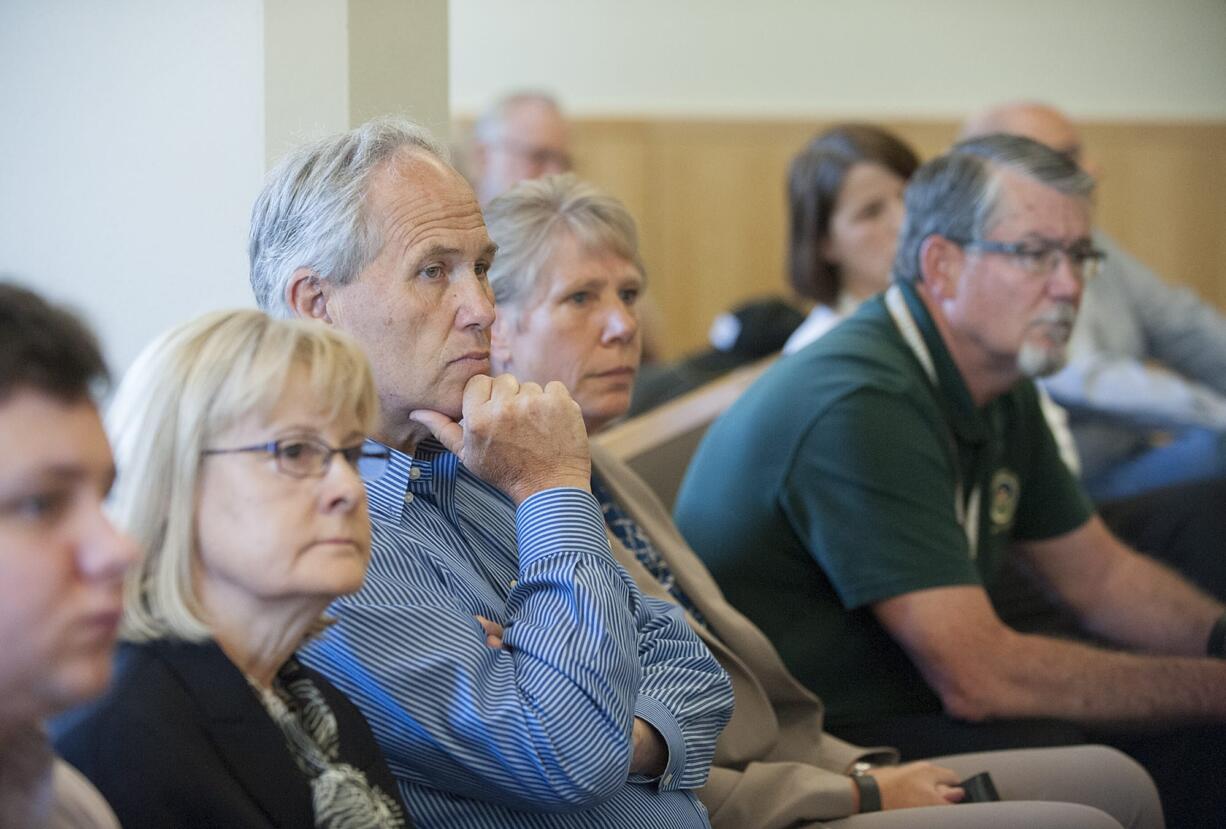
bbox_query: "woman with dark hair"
[784,124,920,353]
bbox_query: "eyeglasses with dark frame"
[947,237,1106,282]
[201,438,389,480]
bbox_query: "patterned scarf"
[255,659,406,828]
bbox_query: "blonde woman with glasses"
[54,310,409,828]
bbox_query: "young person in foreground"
[0,282,134,828]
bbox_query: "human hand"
[629,718,667,777]
[475,615,505,649]
[410,374,590,505]
[868,761,964,810]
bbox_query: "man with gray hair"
[675,135,1226,826]
[963,101,1226,504]
[468,91,572,206]
[249,117,732,827]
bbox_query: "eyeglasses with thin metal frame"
[947,237,1106,282]
[201,438,390,480]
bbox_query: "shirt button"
[403,492,415,505]
[662,773,673,786]
[509,579,518,589]
[409,467,421,481]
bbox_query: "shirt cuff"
[515,487,611,568]
[628,695,686,790]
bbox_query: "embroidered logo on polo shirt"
[989,469,1020,529]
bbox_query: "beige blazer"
[592,445,897,829]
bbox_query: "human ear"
[286,269,333,323]
[918,236,961,300]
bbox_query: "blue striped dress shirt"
[299,439,732,828]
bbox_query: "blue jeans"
[1082,426,1226,502]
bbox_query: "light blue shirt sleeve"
[628,597,733,792]
[304,488,644,812]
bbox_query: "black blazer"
[53,638,408,828]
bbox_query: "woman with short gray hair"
[485,172,644,315]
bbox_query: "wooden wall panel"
[1083,122,1226,309]
[468,117,1226,360]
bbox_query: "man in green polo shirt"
[674,135,1226,827]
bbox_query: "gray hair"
[249,117,449,317]
[472,91,563,146]
[892,134,1096,283]
[483,173,644,316]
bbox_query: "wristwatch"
[850,762,882,813]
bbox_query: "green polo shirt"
[673,281,1092,727]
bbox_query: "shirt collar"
[362,436,445,523]
[896,279,989,444]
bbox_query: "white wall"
[348,0,452,142]
[264,0,350,166]
[450,0,1226,119]
[1,0,265,378]
[1,0,449,378]
[4,0,1218,375]
[264,0,452,166]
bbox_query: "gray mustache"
[1031,303,1077,328]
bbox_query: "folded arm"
[630,597,733,791]
[874,576,1226,725]
[1045,354,1226,431]
[1016,515,1223,654]
[304,488,643,811]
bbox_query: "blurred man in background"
[468,91,572,206]
[962,101,1226,504]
